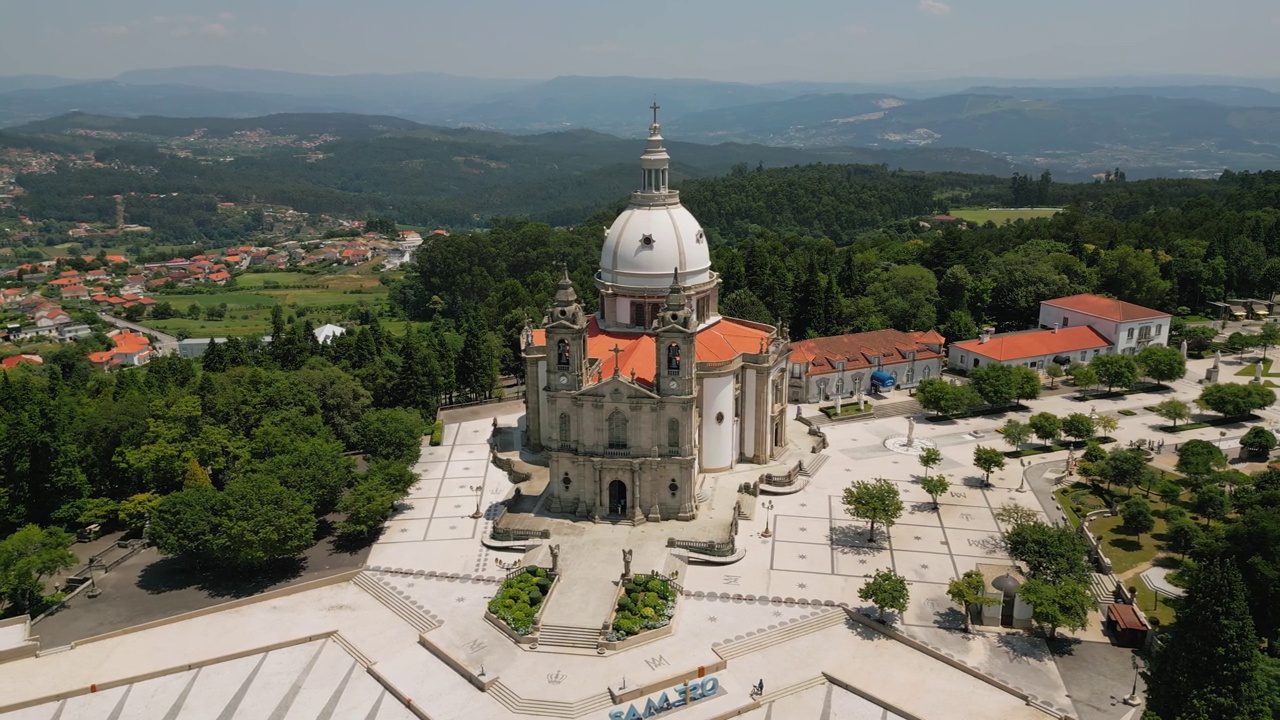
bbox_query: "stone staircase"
[799,453,829,478]
[758,676,828,705]
[713,608,847,660]
[536,623,601,650]
[487,680,613,718]
[873,399,922,419]
[351,572,439,633]
[804,413,832,427]
[1089,572,1119,605]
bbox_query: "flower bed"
[608,574,677,640]
[487,567,555,636]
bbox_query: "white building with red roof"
[522,111,790,523]
[789,329,946,403]
[1037,294,1171,355]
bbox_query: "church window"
[668,481,679,496]
[640,234,655,247]
[558,413,571,444]
[631,302,646,328]
[715,411,725,424]
[923,365,932,380]
[556,339,570,368]
[608,411,629,449]
[696,296,710,322]
[668,418,680,449]
[667,343,681,372]
[906,366,915,384]
[562,473,572,489]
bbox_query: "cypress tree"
[1146,559,1270,719]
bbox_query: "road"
[97,312,179,356]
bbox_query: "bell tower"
[655,268,696,397]
[544,267,589,392]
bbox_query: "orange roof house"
[1,354,42,370]
[948,326,1112,371]
[788,329,947,400]
[87,330,153,369]
[1040,294,1168,323]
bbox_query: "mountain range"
[4,66,1280,175]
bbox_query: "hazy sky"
[4,0,1280,82]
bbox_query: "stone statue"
[906,417,916,447]
[835,391,843,414]
[1180,339,1188,358]
[1255,362,1264,384]
[857,391,864,411]
[622,548,633,577]
[1214,350,1222,368]
[550,544,560,574]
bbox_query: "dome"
[599,203,712,289]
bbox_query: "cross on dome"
[650,100,660,129]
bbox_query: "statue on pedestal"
[550,544,560,574]
[622,548,633,577]
[906,417,916,447]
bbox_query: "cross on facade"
[650,101,660,125]
[610,344,624,376]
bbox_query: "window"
[668,418,680,449]
[1138,325,1152,341]
[905,366,915,384]
[1127,327,1135,340]
[556,339,570,368]
[923,366,932,380]
[1155,324,1163,336]
[790,364,802,378]
[959,354,966,366]
[1080,351,1087,361]
[1062,316,1069,328]
[607,411,628,449]
[558,413,571,444]
[631,302,646,328]
[973,358,980,368]
[667,342,681,372]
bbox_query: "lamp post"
[761,500,775,538]
[470,484,484,519]
[1123,655,1146,706]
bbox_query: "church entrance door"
[608,480,628,516]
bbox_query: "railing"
[666,538,735,559]
[490,451,532,483]
[490,527,551,542]
[634,569,685,595]
[603,447,631,458]
[760,461,804,487]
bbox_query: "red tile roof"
[1041,294,1168,322]
[790,329,946,374]
[1,354,42,369]
[531,317,773,387]
[951,326,1111,362]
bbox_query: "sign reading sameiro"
[607,677,721,720]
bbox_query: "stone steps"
[804,414,832,427]
[874,399,922,419]
[799,453,829,478]
[351,572,438,634]
[537,623,601,649]
[713,608,847,660]
[487,679,614,717]
[1089,572,1118,605]
[758,675,828,705]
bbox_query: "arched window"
[923,365,932,380]
[556,339,570,368]
[558,413,571,444]
[667,342,681,372]
[667,418,680,450]
[905,366,915,384]
[608,411,629,449]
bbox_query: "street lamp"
[470,484,484,519]
[761,500,775,538]
[1123,655,1146,706]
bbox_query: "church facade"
[521,110,790,523]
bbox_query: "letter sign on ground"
[608,677,721,720]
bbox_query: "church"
[521,108,791,523]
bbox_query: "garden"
[609,574,678,640]
[819,401,873,420]
[487,566,555,635]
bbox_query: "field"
[140,272,391,337]
[950,207,1060,224]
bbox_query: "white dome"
[599,203,712,289]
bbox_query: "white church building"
[521,108,791,523]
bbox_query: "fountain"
[883,416,938,456]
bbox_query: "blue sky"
[4,0,1280,82]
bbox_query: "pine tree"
[1146,559,1270,719]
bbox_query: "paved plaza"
[3,351,1272,719]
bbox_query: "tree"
[181,457,212,488]
[858,568,909,623]
[1135,345,1187,385]
[1018,578,1091,640]
[1146,560,1272,720]
[1153,398,1191,428]
[1004,522,1091,582]
[1198,382,1276,418]
[1194,485,1231,526]
[1180,325,1219,353]
[947,570,998,633]
[915,378,980,416]
[841,478,904,541]
[1120,497,1155,540]
[1027,412,1061,447]
[1044,362,1064,389]
[1241,426,1278,457]
[1090,354,1139,391]
[1177,439,1227,482]
[0,525,77,614]
[994,501,1041,529]
[1000,418,1031,453]
[917,447,943,479]
[921,474,949,509]
[1010,365,1042,402]
[186,302,203,320]
[1060,412,1096,446]
[358,408,426,464]
[1226,331,1254,359]
[1095,413,1119,438]
[1257,322,1280,361]
[116,493,161,534]
[215,477,316,568]
[967,363,1018,407]
[973,445,1005,486]
[1167,518,1204,557]
[1094,448,1148,492]
[1070,364,1098,394]
[336,473,401,539]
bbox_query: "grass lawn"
[232,272,320,287]
[1089,514,1164,575]
[1234,357,1280,377]
[820,403,873,419]
[1178,315,1214,323]
[950,207,1060,224]
[1129,581,1180,628]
